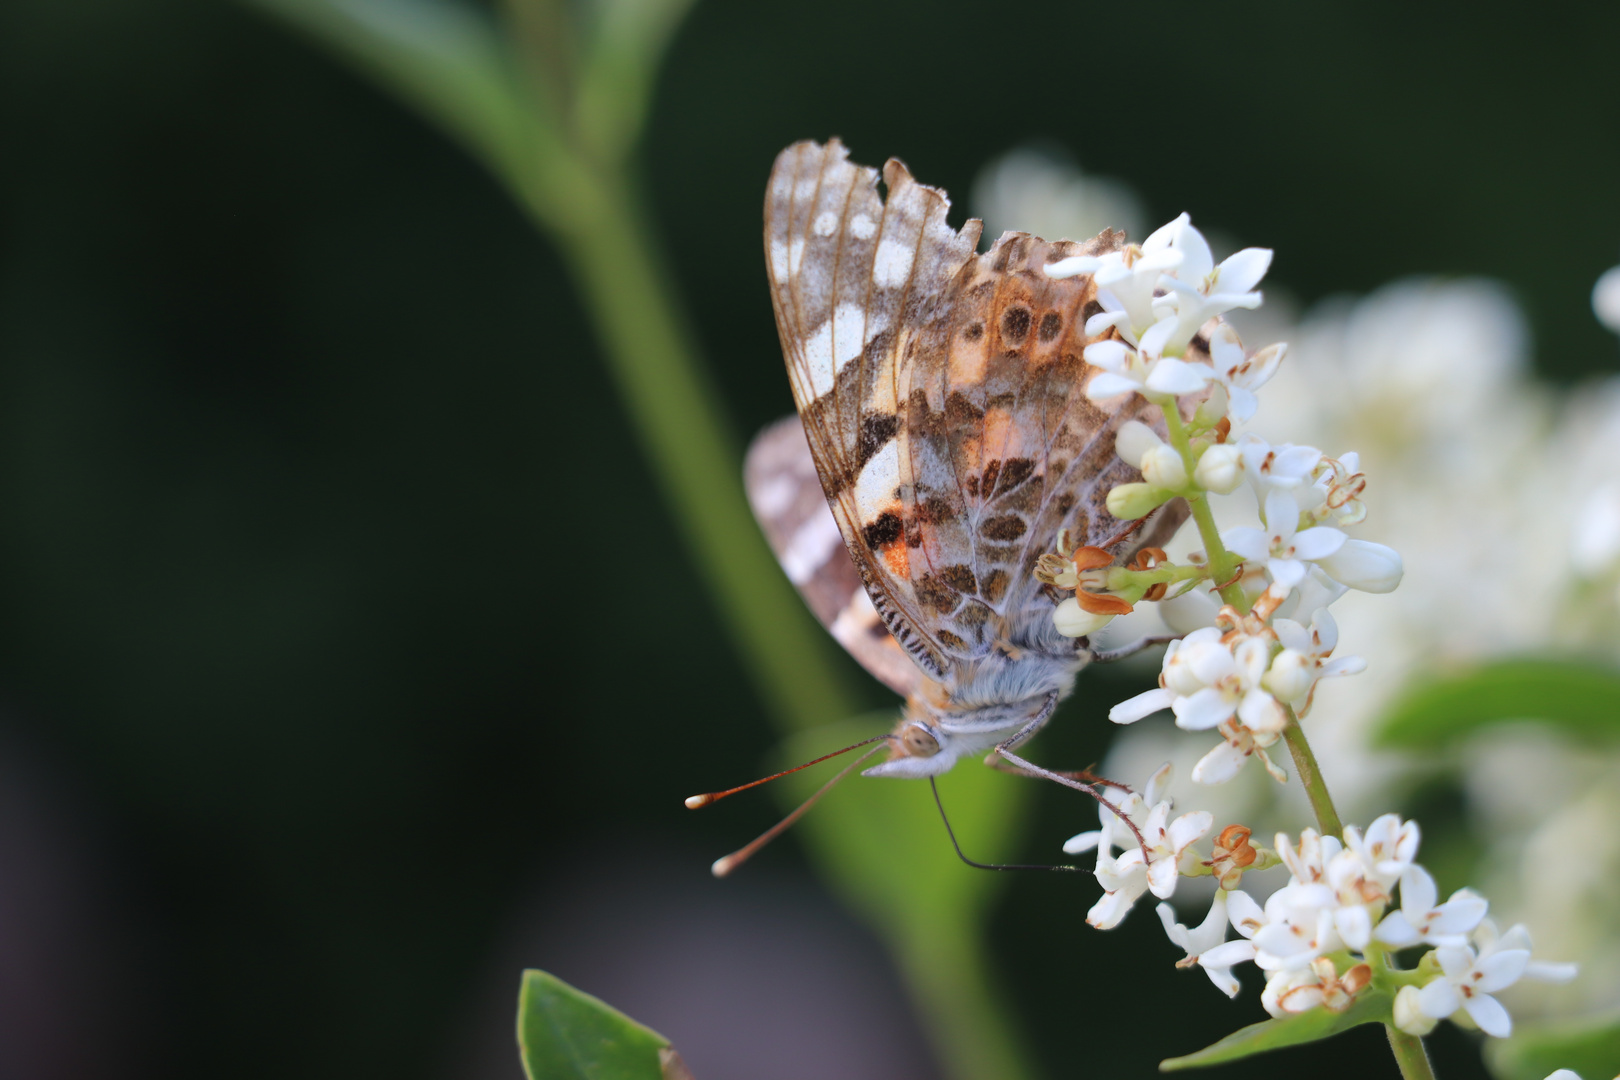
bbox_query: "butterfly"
[746,138,1189,788]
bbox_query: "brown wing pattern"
[764,139,1183,673]
[744,416,920,698]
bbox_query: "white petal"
[1375,910,1421,948]
[1525,961,1579,984]
[1046,255,1103,279]
[1114,420,1162,468]
[1176,223,1214,282]
[1086,308,1128,337]
[1237,687,1287,734]
[1227,891,1266,937]
[1475,949,1530,993]
[1401,865,1439,915]
[1138,316,1180,360]
[1292,526,1348,560]
[1268,558,1308,590]
[1145,357,1212,395]
[1263,487,1302,538]
[1417,977,1461,1019]
[1215,248,1272,294]
[1174,687,1237,731]
[1083,339,1132,372]
[1201,961,1241,999]
[1462,992,1513,1038]
[1222,527,1272,562]
[1316,539,1404,593]
[1191,739,1247,784]
[1147,853,1180,899]
[1156,902,1189,949]
[1169,810,1214,853]
[1334,904,1372,950]
[1110,687,1175,724]
[1063,830,1103,855]
[1200,939,1258,968]
[1428,893,1489,938]
[1086,373,1143,402]
[1142,213,1190,252]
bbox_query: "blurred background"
[1,1,1619,1078]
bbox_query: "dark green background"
[0,0,1614,1077]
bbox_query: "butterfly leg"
[989,695,1151,858]
[1089,633,1181,664]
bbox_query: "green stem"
[1280,705,1342,837]
[1386,1025,1437,1080]
[1159,405,1245,607]
[522,170,859,735]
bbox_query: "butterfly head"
[861,684,1060,778]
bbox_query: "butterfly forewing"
[762,138,1187,685]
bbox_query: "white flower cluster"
[1042,213,1403,788]
[1096,797,1579,1034]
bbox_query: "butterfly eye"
[902,724,942,758]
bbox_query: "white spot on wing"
[872,239,915,288]
[802,303,868,396]
[854,438,901,522]
[795,178,819,201]
[850,214,876,240]
[769,240,788,281]
[780,507,845,585]
[813,212,838,237]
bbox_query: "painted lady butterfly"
[746,139,1188,787]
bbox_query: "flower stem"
[1281,705,1342,837]
[1386,1025,1437,1080]
[1159,405,1245,607]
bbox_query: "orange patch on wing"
[882,540,910,577]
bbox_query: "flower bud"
[1114,420,1161,468]
[1141,444,1188,489]
[1194,444,1244,494]
[1393,985,1439,1036]
[1263,649,1314,703]
[1315,539,1404,593]
[1107,482,1171,520]
[1052,597,1115,638]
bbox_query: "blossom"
[1207,321,1285,425]
[1223,488,1348,598]
[1236,434,1323,493]
[1473,920,1578,985]
[1048,215,1189,343]
[1314,538,1404,593]
[1374,865,1487,948]
[1065,766,1209,928]
[1115,420,1188,489]
[1414,943,1529,1037]
[1159,891,1241,997]
[1083,317,1212,403]
[1149,217,1273,355]
[1270,610,1366,707]
[1260,957,1370,1017]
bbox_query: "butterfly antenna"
[708,742,890,878]
[1099,513,1149,550]
[930,778,1082,873]
[684,733,894,809]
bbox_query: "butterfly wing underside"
[761,138,1185,682]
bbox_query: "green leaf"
[517,968,674,1080]
[1160,990,1391,1070]
[1375,658,1620,749]
[1486,1011,1620,1080]
[773,716,1040,1080]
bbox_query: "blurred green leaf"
[1486,1011,1620,1080]
[775,715,1040,1080]
[1160,990,1391,1070]
[517,969,676,1080]
[572,0,700,162]
[1375,659,1620,749]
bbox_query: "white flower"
[1415,943,1529,1037]
[1594,264,1620,334]
[1150,218,1273,355]
[1053,597,1116,638]
[1049,216,1188,343]
[1237,434,1323,493]
[1171,632,1285,735]
[1343,813,1421,889]
[1473,920,1578,985]
[1374,866,1487,948]
[1542,1070,1584,1080]
[1223,488,1349,597]
[1264,608,1366,718]
[1207,323,1285,423]
[1260,957,1370,1017]
[1192,718,1289,784]
[1159,891,1241,997]
[1084,317,1212,403]
[1250,882,1343,971]
[1066,766,1208,928]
